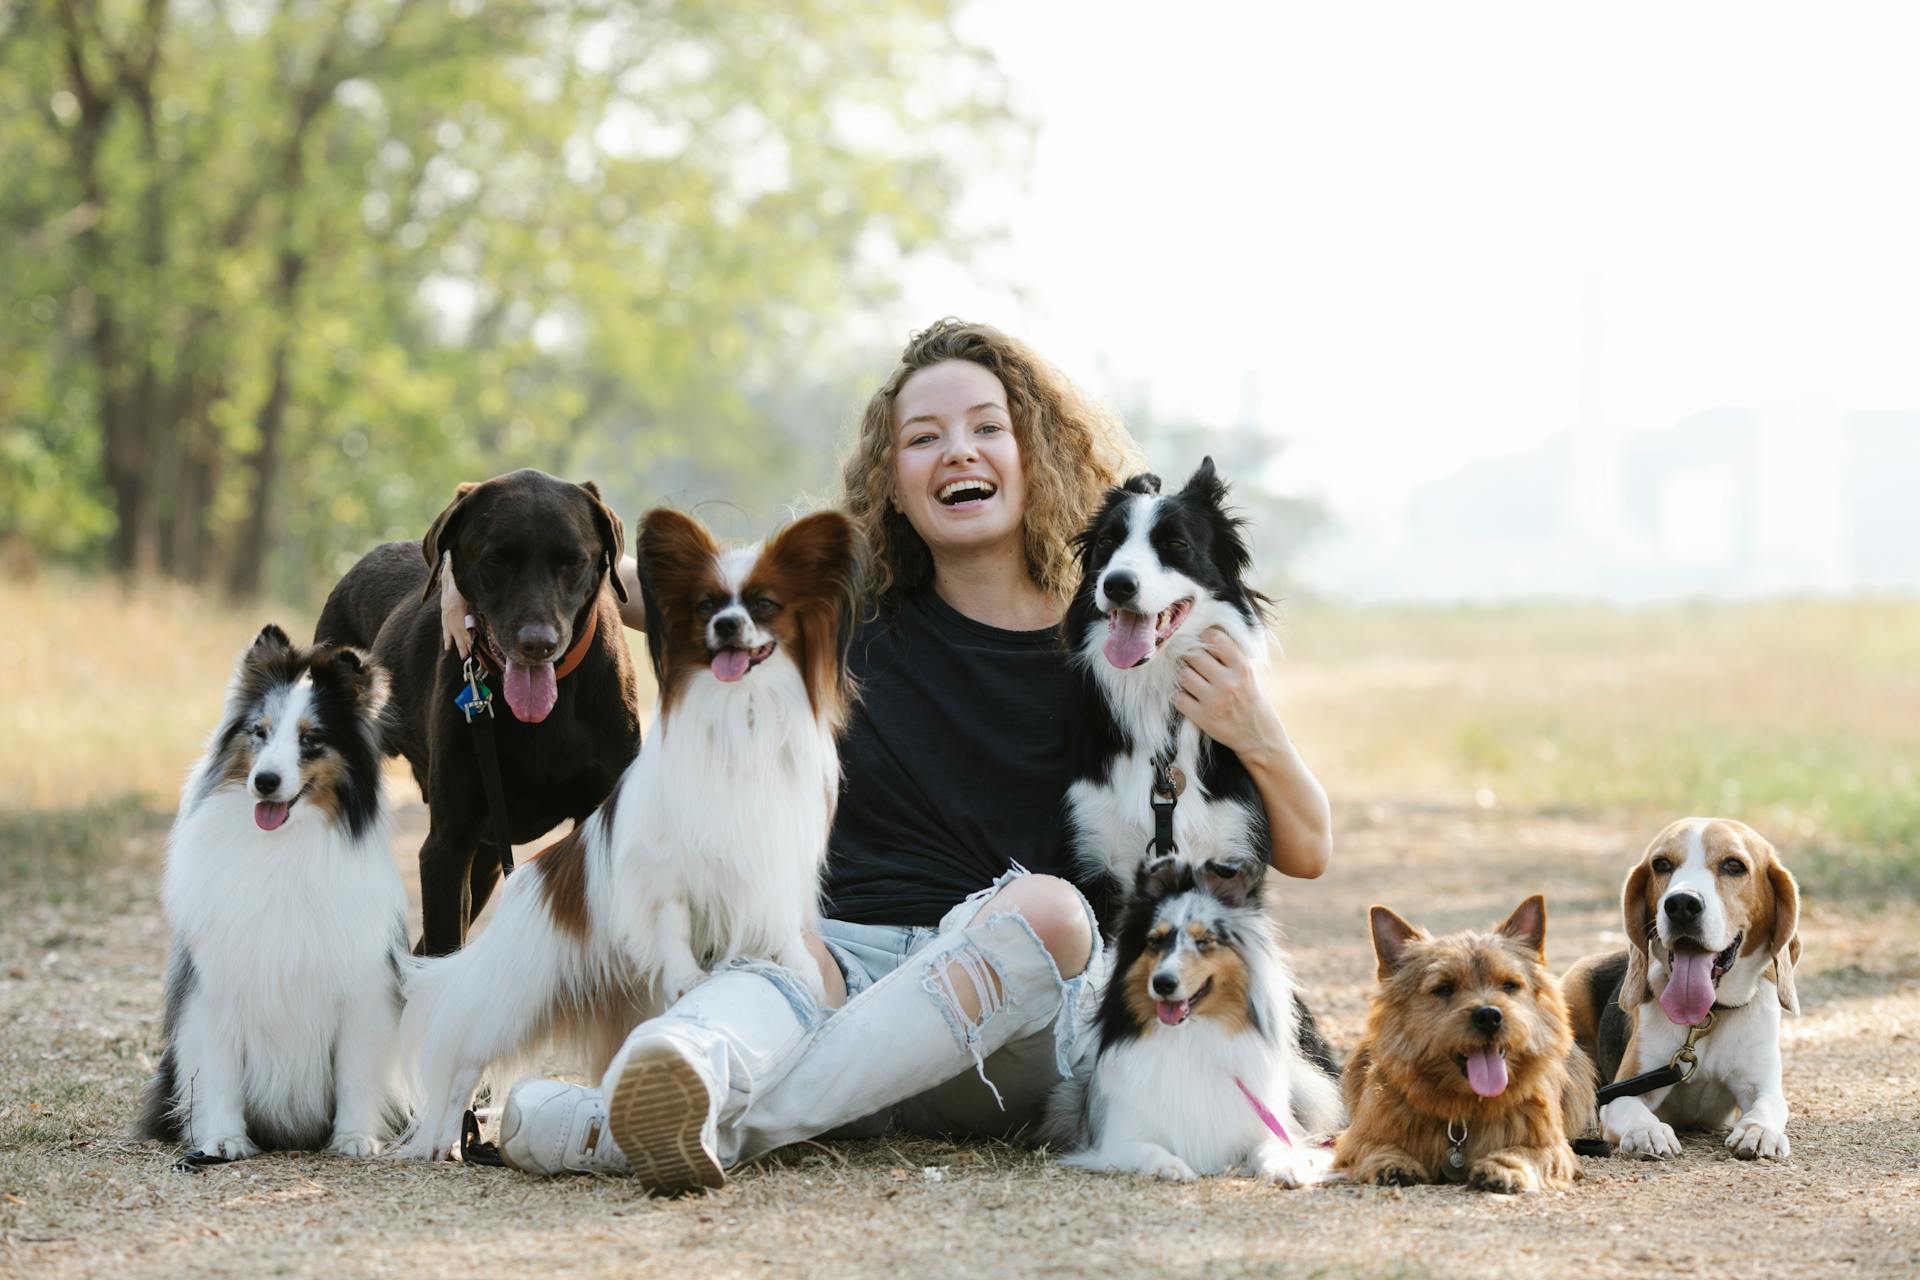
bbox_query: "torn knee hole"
[924,943,1005,1027]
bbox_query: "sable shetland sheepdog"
[390,508,859,1160]
[1062,457,1276,920]
[137,625,410,1162]
[1045,855,1343,1182]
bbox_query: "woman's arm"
[616,556,648,632]
[1171,627,1332,879]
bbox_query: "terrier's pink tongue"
[1104,611,1157,668]
[254,801,290,831]
[1466,1047,1508,1098]
[711,649,751,682]
[504,660,558,723]
[1156,998,1192,1026]
[1660,949,1718,1026]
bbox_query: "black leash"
[456,648,515,878]
[1146,712,1186,859]
[461,1108,507,1166]
[1595,1009,1717,1106]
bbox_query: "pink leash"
[1234,1076,1293,1147]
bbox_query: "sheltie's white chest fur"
[1085,1023,1299,1174]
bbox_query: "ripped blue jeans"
[812,865,1106,1139]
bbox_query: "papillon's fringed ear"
[578,479,628,603]
[1619,861,1655,1012]
[1369,905,1421,980]
[1136,855,1185,902]
[421,481,480,603]
[1198,856,1263,908]
[1496,894,1548,958]
[251,623,293,654]
[1122,471,1161,496]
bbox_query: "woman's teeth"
[937,480,997,505]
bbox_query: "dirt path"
[4,797,1917,1279]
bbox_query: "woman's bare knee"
[803,933,848,1009]
[967,874,1093,979]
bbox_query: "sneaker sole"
[606,1044,725,1195]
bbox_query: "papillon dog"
[137,625,410,1163]
[390,508,858,1160]
[1061,457,1276,918]
[1046,855,1343,1182]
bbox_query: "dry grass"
[5,576,1919,1278]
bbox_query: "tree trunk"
[226,252,305,598]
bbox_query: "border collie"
[137,625,410,1162]
[1062,456,1275,915]
[390,508,858,1160]
[1046,855,1342,1181]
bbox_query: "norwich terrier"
[1334,895,1596,1193]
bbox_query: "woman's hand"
[1172,627,1285,763]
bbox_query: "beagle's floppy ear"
[1369,905,1422,980]
[1620,861,1655,1013]
[1763,846,1802,1014]
[577,479,628,604]
[421,481,480,603]
[1496,894,1548,958]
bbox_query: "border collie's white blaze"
[1062,458,1273,910]
[138,625,410,1160]
[1046,858,1343,1182]
[390,509,858,1161]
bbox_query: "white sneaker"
[496,1079,630,1176]
[605,1035,726,1195]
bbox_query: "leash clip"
[457,654,494,722]
[1668,1008,1716,1083]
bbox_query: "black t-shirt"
[821,587,1081,927]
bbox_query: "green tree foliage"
[0,1,1014,597]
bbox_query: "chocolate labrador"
[315,469,641,955]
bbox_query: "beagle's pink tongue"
[1466,1047,1508,1098]
[1660,948,1718,1026]
[1156,998,1191,1026]
[710,649,751,682]
[1104,610,1157,669]
[503,660,558,723]
[254,801,290,831]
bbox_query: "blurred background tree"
[0,0,1016,598]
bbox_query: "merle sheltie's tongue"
[1156,998,1191,1026]
[1660,947,1718,1026]
[1466,1047,1508,1098]
[711,649,751,682]
[503,660,558,722]
[254,800,291,831]
[1104,611,1158,669]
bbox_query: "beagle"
[1564,818,1802,1161]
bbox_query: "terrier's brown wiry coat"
[1334,896,1597,1193]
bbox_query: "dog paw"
[199,1134,260,1162]
[1370,1162,1423,1187]
[382,1133,451,1162]
[1151,1155,1198,1181]
[1727,1118,1790,1161]
[1616,1122,1682,1160]
[1469,1154,1542,1195]
[1247,1145,1319,1188]
[327,1132,382,1158]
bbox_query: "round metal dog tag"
[1441,1145,1469,1184]
[1166,765,1187,797]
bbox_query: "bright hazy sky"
[897,1,1920,536]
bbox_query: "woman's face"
[891,359,1028,561]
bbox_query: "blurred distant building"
[1354,406,1920,600]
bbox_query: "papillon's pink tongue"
[254,801,290,831]
[1104,611,1158,668]
[1660,948,1718,1026]
[1466,1047,1508,1098]
[710,649,751,682]
[503,660,558,723]
[1156,998,1191,1026]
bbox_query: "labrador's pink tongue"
[1466,1047,1508,1098]
[254,801,290,831]
[1156,999,1191,1026]
[503,660,558,723]
[1104,611,1157,668]
[710,649,751,682]
[1660,948,1718,1026]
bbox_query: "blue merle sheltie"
[1062,456,1279,918]
[137,625,411,1163]
[1045,855,1343,1182]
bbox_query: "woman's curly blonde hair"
[842,319,1144,606]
